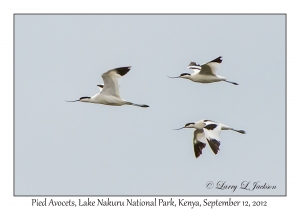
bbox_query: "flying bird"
[66,66,149,108]
[168,56,239,85]
[174,119,245,158]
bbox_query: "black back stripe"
[204,120,216,123]
[204,124,218,130]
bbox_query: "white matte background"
[0,0,297,209]
[14,14,285,196]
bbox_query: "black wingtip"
[97,84,104,88]
[207,138,220,155]
[141,104,149,108]
[189,61,200,67]
[115,66,131,76]
[194,142,206,158]
[209,56,223,63]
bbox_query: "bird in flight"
[168,56,239,85]
[66,66,149,108]
[174,119,246,158]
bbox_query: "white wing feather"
[199,57,222,75]
[199,62,219,76]
[101,66,131,98]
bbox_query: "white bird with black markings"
[168,56,238,85]
[174,120,246,158]
[66,66,149,108]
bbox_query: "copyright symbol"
[206,181,214,189]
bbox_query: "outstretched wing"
[193,129,206,158]
[101,66,131,98]
[199,56,222,76]
[203,121,222,154]
[188,61,201,73]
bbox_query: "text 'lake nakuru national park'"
[32,198,251,208]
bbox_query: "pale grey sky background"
[15,14,285,196]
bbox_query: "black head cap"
[180,73,191,77]
[185,122,195,127]
[79,96,91,100]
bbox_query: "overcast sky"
[15,14,285,196]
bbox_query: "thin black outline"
[13,13,287,197]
